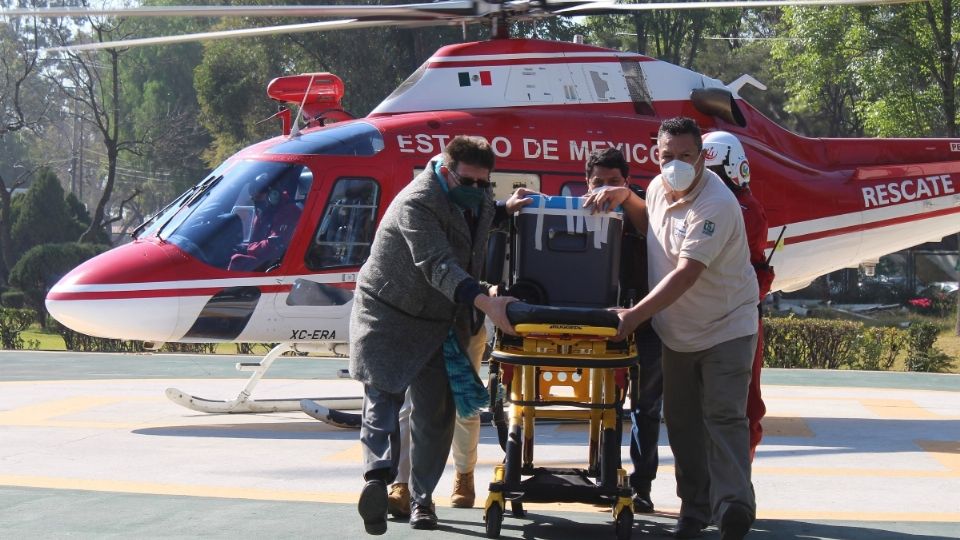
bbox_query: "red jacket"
[736,188,774,299]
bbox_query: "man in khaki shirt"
[585,117,758,540]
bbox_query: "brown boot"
[387,482,410,518]
[450,471,475,508]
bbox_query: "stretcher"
[482,195,638,540]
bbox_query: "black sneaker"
[632,491,654,513]
[358,479,388,535]
[672,517,707,539]
[409,501,439,530]
[720,504,752,540]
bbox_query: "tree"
[194,17,489,165]
[46,16,140,244]
[0,8,52,282]
[10,168,84,257]
[771,2,960,332]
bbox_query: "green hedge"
[1,290,26,309]
[49,321,216,354]
[764,317,952,373]
[0,308,37,349]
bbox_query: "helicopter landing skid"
[300,398,362,428]
[164,342,362,415]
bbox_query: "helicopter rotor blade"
[1,1,480,20]
[42,18,454,54]
[20,0,928,53]
[555,0,925,16]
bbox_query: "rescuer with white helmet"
[703,130,751,190]
[702,130,774,465]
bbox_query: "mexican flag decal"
[458,70,492,87]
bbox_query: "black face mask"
[448,185,485,212]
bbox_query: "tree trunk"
[0,175,15,283]
[632,14,647,55]
[80,50,121,244]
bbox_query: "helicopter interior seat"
[231,205,256,243]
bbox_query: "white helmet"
[702,131,750,188]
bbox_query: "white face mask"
[660,159,697,192]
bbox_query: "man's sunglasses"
[448,168,492,189]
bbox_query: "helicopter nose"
[46,241,182,342]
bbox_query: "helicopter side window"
[305,177,380,270]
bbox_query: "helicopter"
[8,0,958,422]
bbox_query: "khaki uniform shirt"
[646,169,759,352]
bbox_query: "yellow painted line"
[0,474,355,503]
[0,474,956,523]
[859,398,943,419]
[760,416,813,438]
[916,440,960,471]
[754,509,960,522]
[0,396,135,425]
[470,460,960,478]
[327,442,363,463]
[752,466,960,478]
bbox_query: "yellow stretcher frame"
[482,324,637,540]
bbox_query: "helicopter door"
[274,175,382,321]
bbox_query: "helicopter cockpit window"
[158,160,313,272]
[305,177,380,270]
[267,121,385,156]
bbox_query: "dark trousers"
[629,327,664,494]
[360,350,456,507]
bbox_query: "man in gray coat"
[351,136,530,534]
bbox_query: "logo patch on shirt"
[672,217,687,238]
[703,220,716,236]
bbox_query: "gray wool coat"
[348,162,495,394]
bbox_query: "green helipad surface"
[0,351,957,539]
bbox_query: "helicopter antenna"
[289,73,317,139]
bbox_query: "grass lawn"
[18,325,276,356]
[13,320,960,373]
[20,326,66,350]
[936,330,960,373]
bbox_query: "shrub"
[161,342,217,354]
[805,319,861,369]
[1,290,26,308]
[764,316,812,368]
[764,316,861,369]
[52,320,146,353]
[905,321,953,373]
[0,308,35,349]
[852,326,907,371]
[763,317,929,371]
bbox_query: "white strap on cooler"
[534,195,546,251]
[527,195,619,251]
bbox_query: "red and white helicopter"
[9,0,958,422]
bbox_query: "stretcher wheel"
[615,507,633,540]
[485,501,504,539]
[600,428,620,488]
[510,500,525,518]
